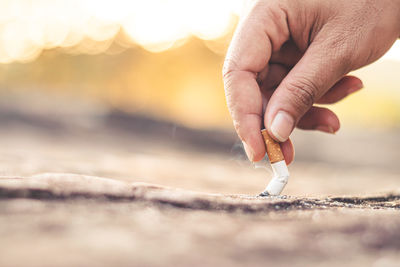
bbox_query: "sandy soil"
[0,94,400,266]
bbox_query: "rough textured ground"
[1,174,400,267]
[1,94,400,267]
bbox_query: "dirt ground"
[0,94,400,267]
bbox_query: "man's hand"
[223,0,400,164]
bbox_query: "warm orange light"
[0,0,243,61]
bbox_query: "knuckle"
[325,35,355,68]
[284,77,317,110]
[222,57,238,80]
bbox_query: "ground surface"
[1,94,400,267]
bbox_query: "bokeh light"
[0,0,243,61]
[0,0,398,129]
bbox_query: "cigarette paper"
[260,129,290,196]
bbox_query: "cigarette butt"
[260,129,289,196]
[261,129,284,163]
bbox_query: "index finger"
[222,2,289,161]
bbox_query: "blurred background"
[0,0,399,196]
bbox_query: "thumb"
[265,37,349,142]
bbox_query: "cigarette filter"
[260,129,290,196]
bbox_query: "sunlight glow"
[0,0,242,62]
[0,0,399,64]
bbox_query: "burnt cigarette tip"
[258,191,270,197]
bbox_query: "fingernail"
[270,111,294,142]
[242,141,255,162]
[347,81,364,94]
[315,125,336,134]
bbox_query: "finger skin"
[317,76,363,104]
[260,63,288,92]
[281,138,294,165]
[223,2,290,162]
[265,34,349,142]
[297,106,340,132]
[265,0,400,142]
[270,40,303,68]
[224,0,400,162]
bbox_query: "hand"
[223,0,400,164]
